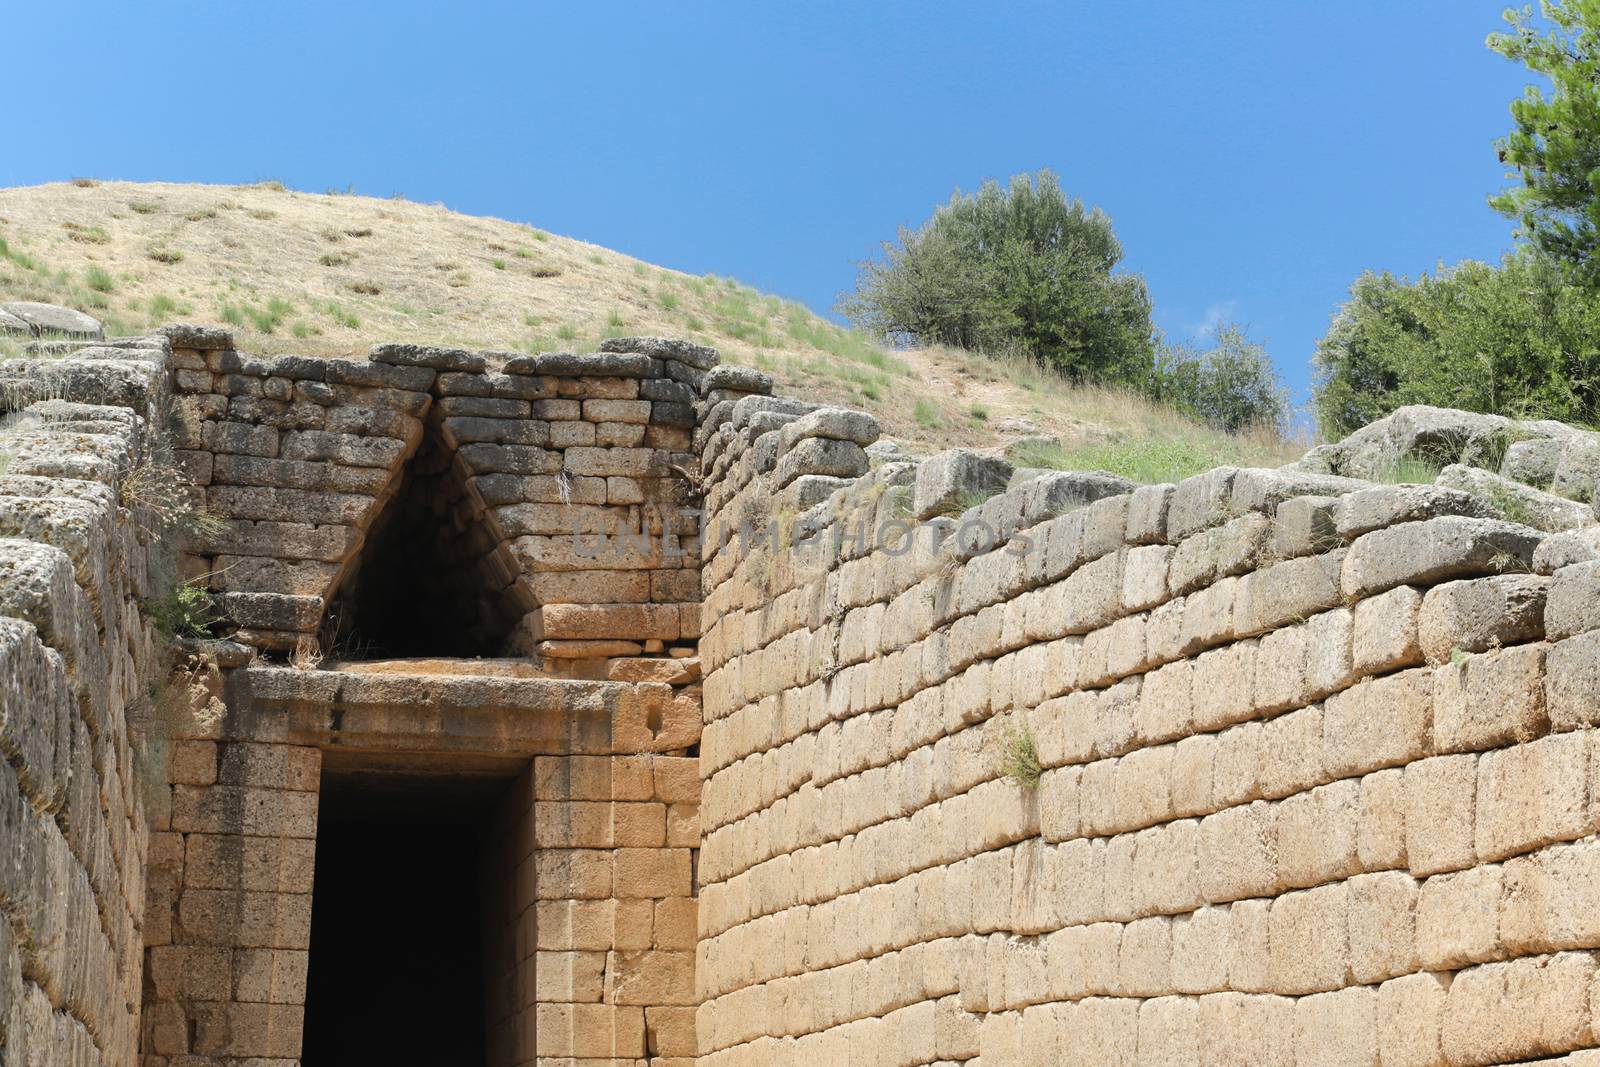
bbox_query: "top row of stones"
[159,325,720,378]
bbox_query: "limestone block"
[1432,643,1548,752]
[1418,574,1549,664]
[1404,754,1479,877]
[1038,767,1080,843]
[1272,495,1341,560]
[184,834,316,893]
[534,1002,647,1058]
[1355,768,1408,872]
[1134,660,1192,745]
[1138,995,1200,1066]
[170,786,318,838]
[1117,916,1173,996]
[214,519,360,562]
[1229,898,1273,993]
[1121,543,1172,613]
[542,603,681,641]
[535,900,617,951]
[176,889,313,950]
[1169,733,1215,818]
[201,420,280,458]
[912,451,1012,522]
[1475,731,1589,862]
[1352,585,1423,675]
[608,949,696,1006]
[1341,516,1542,599]
[1212,720,1263,808]
[1168,467,1238,541]
[1321,669,1431,779]
[1333,484,1495,539]
[1259,704,1324,800]
[583,398,653,424]
[1439,461,1595,531]
[1069,997,1140,1065]
[1547,631,1600,730]
[232,946,309,1005]
[1377,972,1450,1067]
[1177,574,1236,654]
[1170,512,1269,595]
[146,943,234,1001]
[1546,559,1600,641]
[1534,525,1600,574]
[1501,842,1600,955]
[1126,483,1174,545]
[1347,870,1419,984]
[1170,906,1232,994]
[1416,864,1502,969]
[1440,952,1598,1066]
[279,429,407,468]
[1198,992,1296,1067]
[1190,640,1257,732]
[1268,883,1350,995]
[1292,986,1379,1067]
[1199,802,1276,903]
[1232,551,1345,637]
[216,743,319,791]
[533,850,613,900]
[1274,778,1360,889]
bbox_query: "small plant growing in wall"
[1001,723,1043,789]
[145,577,226,641]
[120,454,227,546]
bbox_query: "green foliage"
[1151,324,1287,433]
[83,265,115,293]
[1313,251,1600,436]
[145,579,224,640]
[1375,455,1444,485]
[1490,1,1600,284]
[1000,725,1043,789]
[913,398,943,427]
[1012,428,1294,486]
[840,169,1154,382]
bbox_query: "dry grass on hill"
[0,179,1304,471]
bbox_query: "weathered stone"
[599,336,720,370]
[1417,574,1548,664]
[1334,485,1496,539]
[1,301,103,339]
[1341,516,1542,599]
[369,342,487,372]
[1436,463,1594,532]
[913,450,1013,522]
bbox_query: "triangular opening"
[322,425,532,659]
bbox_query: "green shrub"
[84,265,115,293]
[839,168,1154,382]
[145,579,224,640]
[1152,324,1287,433]
[1314,250,1600,436]
[1000,725,1043,788]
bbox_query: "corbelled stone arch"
[317,402,536,660]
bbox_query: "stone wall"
[695,393,1600,1066]
[0,336,173,1066]
[0,326,719,1067]
[13,313,1600,1066]
[162,326,713,659]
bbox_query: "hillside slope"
[0,179,1299,465]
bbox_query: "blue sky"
[6,1,1535,408]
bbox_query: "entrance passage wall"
[695,394,1600,1066]
[0,336,170,1067]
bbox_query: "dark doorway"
[301,759,520,1067]
[322,427,533,659]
